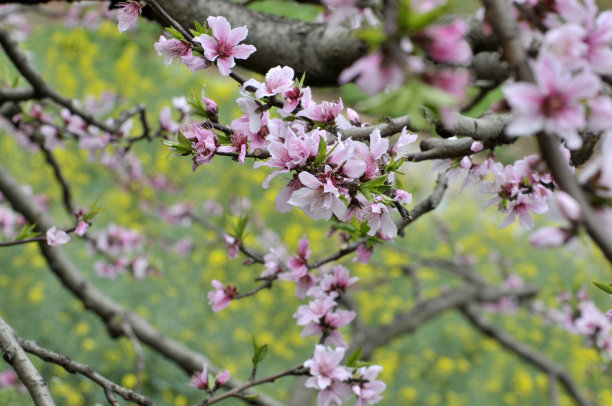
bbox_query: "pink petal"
[228,26,249,46]
[216,57,235,76]
[231,44,257,59]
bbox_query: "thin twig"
[195,364,308,406]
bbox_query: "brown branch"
[461,303,591,406]
[0,316,55,406]
[483,0,612,265]
[18,337,153,405]
[0,162,286,406]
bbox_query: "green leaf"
[298,72,306,88]
[242,394,260,400]
[16,223,40,241]
[312,136,328,167]
[354,27,387,50]
[165,26,185,41]
[593,281,612,295]
[346,347,362,368]
[361,175,387,189]
[83,196,105,222]
[251,336,268,366]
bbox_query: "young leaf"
[312,136,328,167]
[83,196,105,222]
[165,26,185,41]
[16,223,40,241]
[346,347,362,368]
[593,281,612,295]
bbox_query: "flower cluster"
[533,289,612,360]
[503,0,612,149]
[154,16,256,77]
[89,224,155,279]
[304,345,386,406]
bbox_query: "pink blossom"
[355,244,373,264]
[46,226,70,246]
[503,55,601,149]
[282,86,311,114]
[288,171,348,221]
[0,370,18,388]
[391,128,418,158]
[304,345,352,391]
[294,294,337,326]
[75,221,89,237]
[420,20,472,64]
[353,365,386,406]
[224,234,240,259]
[339,52,405,95]
[471,141,484,152]
[154,35,192,66]
[358,195,397,239]
[287,234,311,277]
[556,191,582,222]
[189,363,209,390]
[180,54,211,74]
[215,369,230,386]
[159,107,179,133]
[246,66,294,99]
[319,265,359,295]
[116,1,142,33]
[394,189,412,204]
[180,122,220,170]
[194,16,256,76]
[298,99,344,126]
[530,227,572,248]
[207,280,239,312]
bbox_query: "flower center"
[541,93,565,117]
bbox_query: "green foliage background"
[0,5,611,406]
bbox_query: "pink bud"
[215,369,230,386]
[556,191,582,222]
[470,141,484,152]
[529,227,568,248]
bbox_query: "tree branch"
[482,0,612,265]
[0,316,55,406]
[0,162,286,406]
[461,303,591,406]
[154,0,367,86]
[18,337,153,405]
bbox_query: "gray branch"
[461,303,592,406]
[18,337,153,405]
[0,316,55,406]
